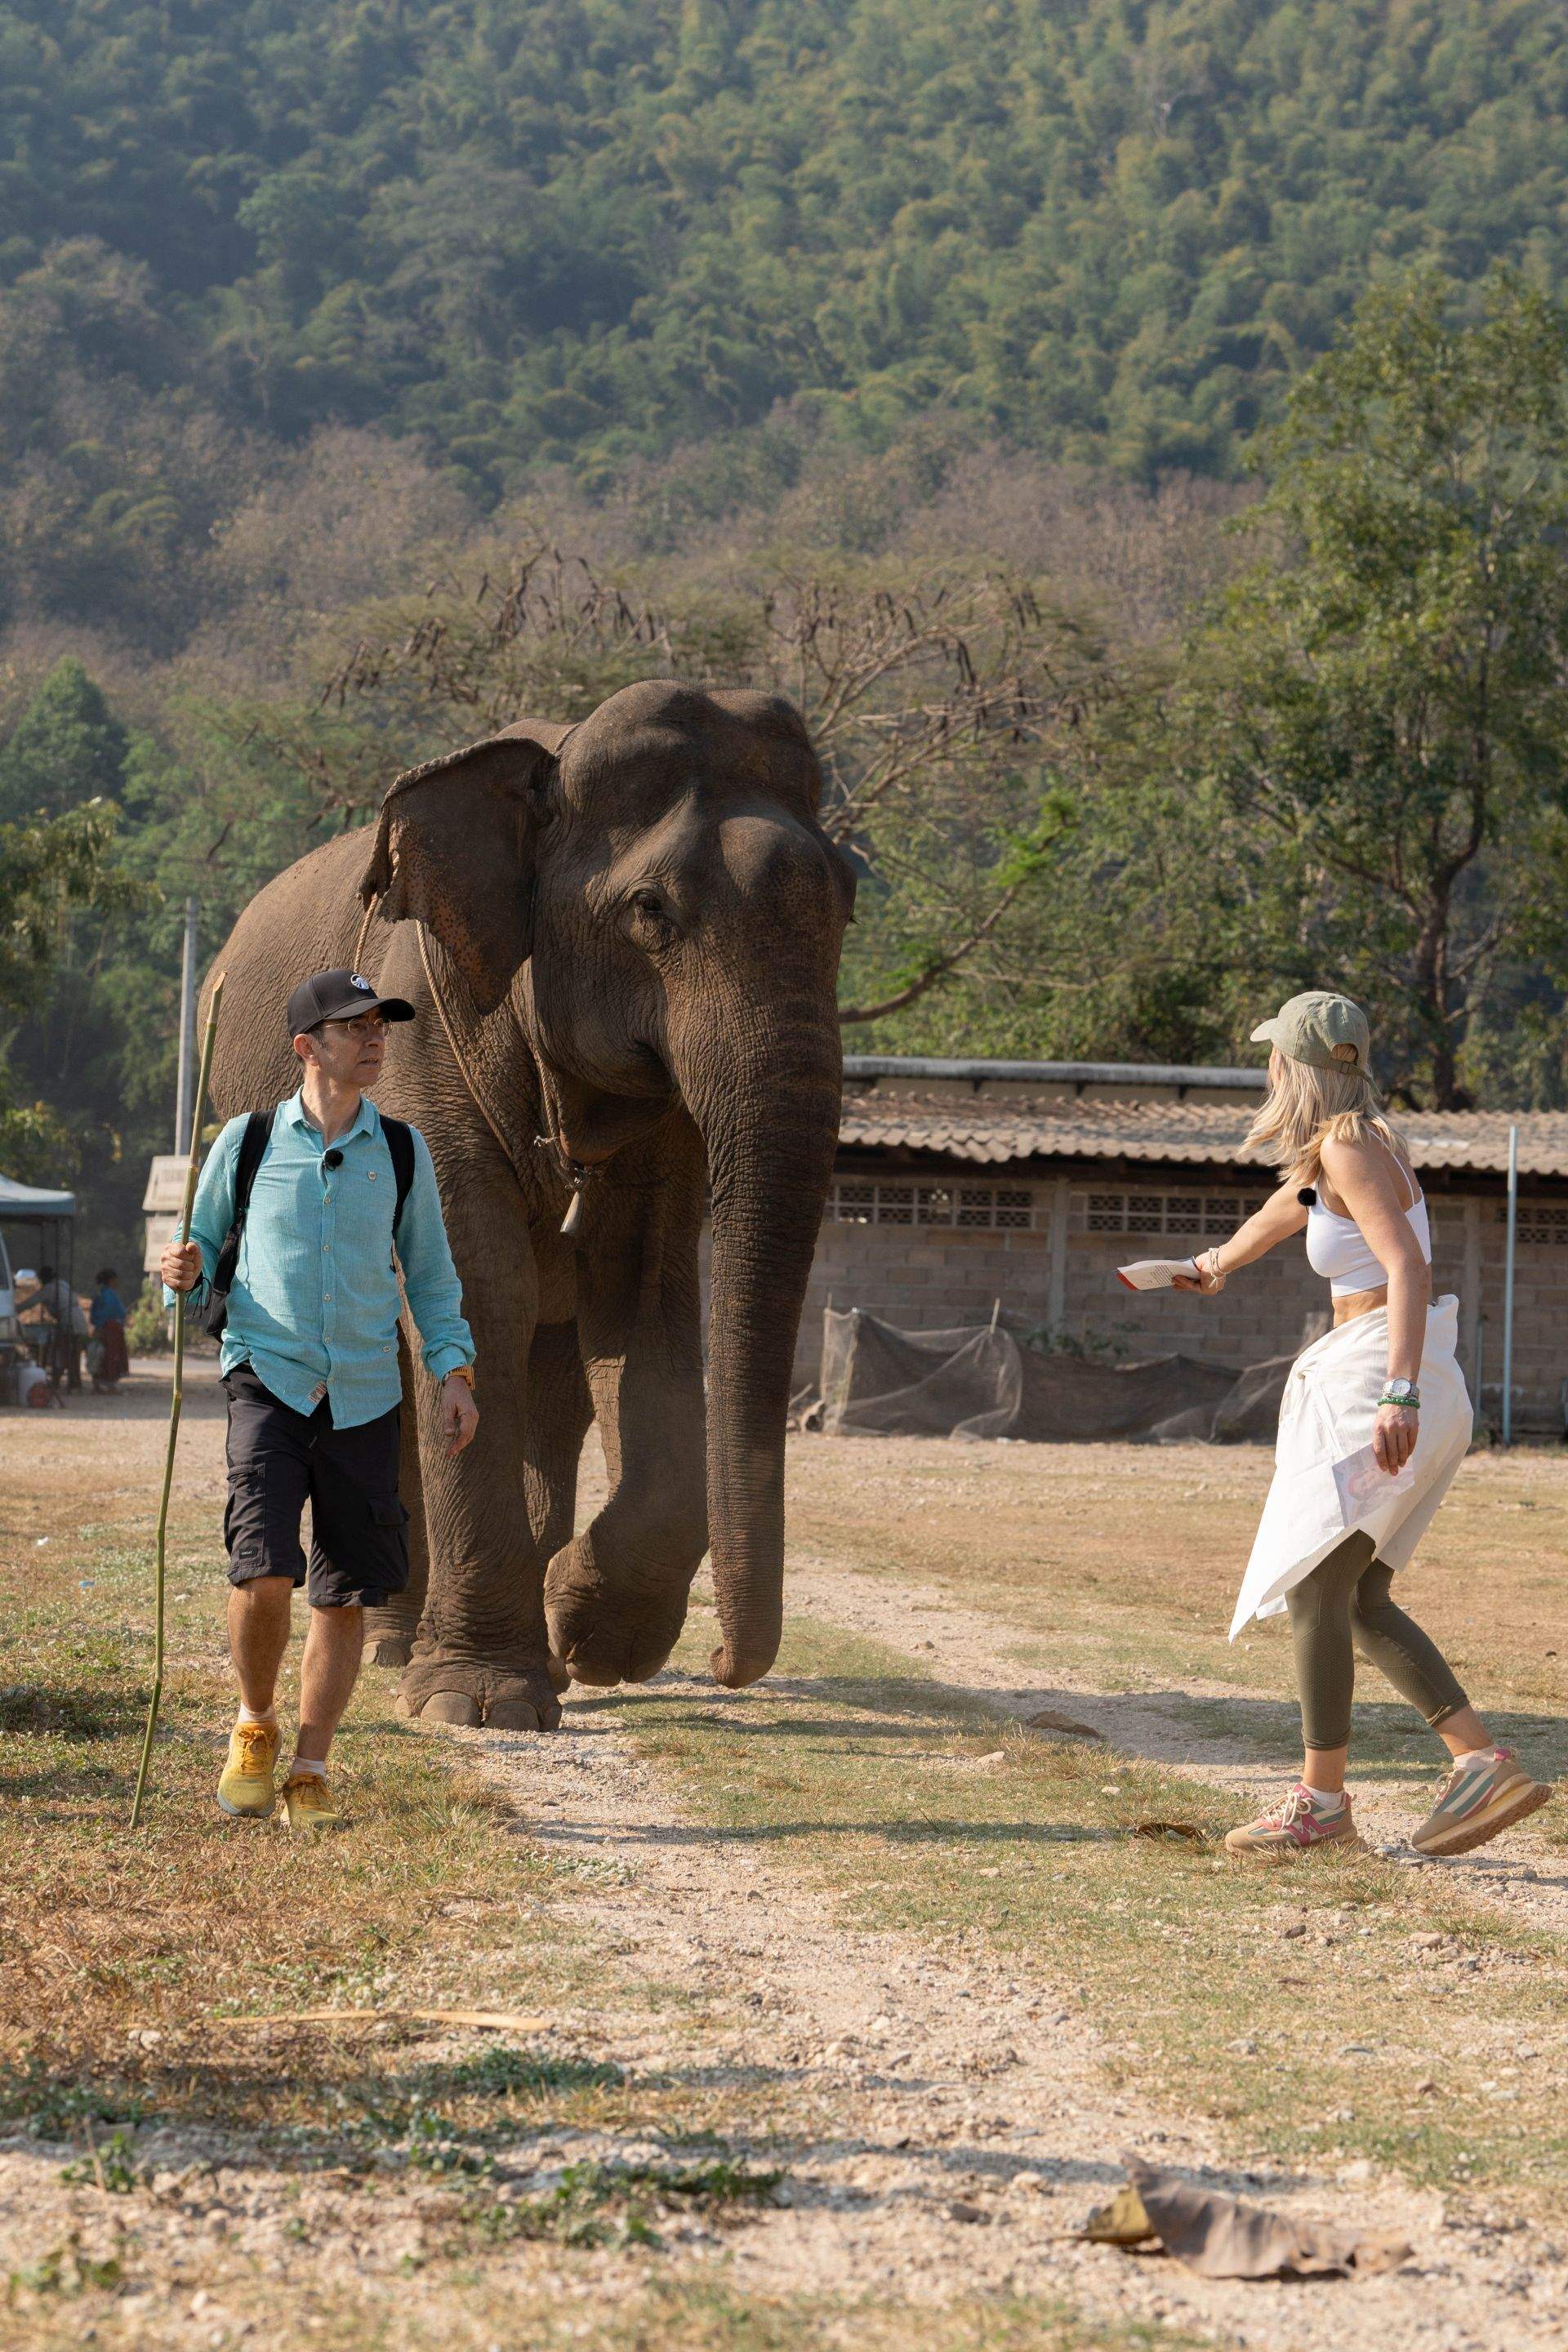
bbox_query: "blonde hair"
[1244,1049,1407,1192]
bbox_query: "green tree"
[0,657,129,825]
[1152,267,1568,1107]
[0,796,139,1175]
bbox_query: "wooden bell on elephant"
[560,1163,590,1237]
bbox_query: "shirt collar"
[282,1089,380,1148]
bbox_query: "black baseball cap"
[286,968,415,1036]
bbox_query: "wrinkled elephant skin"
[203,683,853,1728]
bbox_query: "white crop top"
[1304,1151,1432,1297]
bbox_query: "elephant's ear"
[360,733,558,1015]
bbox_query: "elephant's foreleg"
[522,1321,595,1697]
[396,1207,559,1731]
[363,1325,427,1669]
[544,1174,708,1686]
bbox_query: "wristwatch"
[444,1363,476,1391]
[1380,1378,1420,1409]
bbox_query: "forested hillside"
[7,2,1568,1274]
[3,0,1566,641]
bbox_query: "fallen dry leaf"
[1083,2161,1411,2280]
[1132,1820,1209,1845]
[1024,1708,1105,1742]
[1083,2183,1156,2247]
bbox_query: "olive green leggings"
[1285,1530,1468,1751]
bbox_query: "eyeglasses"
[337,1015,389,1039]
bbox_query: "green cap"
[1250,990,1370,1074]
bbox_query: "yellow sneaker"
[278,1771,343,1832]
[216,1719,281,1819]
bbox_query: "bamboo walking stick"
[130,973,225,1830]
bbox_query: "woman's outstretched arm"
[1171,1183,1309,1293]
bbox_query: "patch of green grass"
[419,2147,786,2260]
[3,2233,123,2304]
[58,2127,141,2195]
[435,2042,624,2098]
[0,2069,154,2139]
[618,1607,1568,2210]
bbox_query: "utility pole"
[174,897,198,1152]
[1502,1123,1518,1449]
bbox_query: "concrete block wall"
[706,1170,1568,1432]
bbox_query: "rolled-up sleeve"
[162,1119,243,1308]
[396,1128,475,1380]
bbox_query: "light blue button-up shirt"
[169,1091,474,1428]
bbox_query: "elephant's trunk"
[679,995,841,1687]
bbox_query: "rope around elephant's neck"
[357,893,588,1231]
[414,920,533,1189]
[350,893,377,977]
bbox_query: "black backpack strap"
[381,1116,416,1239]
[233,1111,273,1222]
[203,1111,273,1339]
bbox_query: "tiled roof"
[839,1089,1568,1178]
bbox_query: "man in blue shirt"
[163,968,477,1831]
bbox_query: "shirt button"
[323,1242,331,1252]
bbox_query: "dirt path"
[785,1552,1568,1944]
[444,1677,1566,2352]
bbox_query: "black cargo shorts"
[221,1361,409,1608]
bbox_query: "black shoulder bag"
[203,1111,417,1339]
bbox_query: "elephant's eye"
[626,887,676,947]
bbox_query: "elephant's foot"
[363,1597,420,1671]
[364,1633,414,1669]
[394,1654,562,1733]
[545,1548,693,1688]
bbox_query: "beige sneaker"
[1224,1783,1364,1860]
[1411,1748,1552,1857]
[216,1719,280,1819]
[278,1771,344,1832]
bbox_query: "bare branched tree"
[267,547,1125,1022]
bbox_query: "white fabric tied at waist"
[1228,1294,1472,1640]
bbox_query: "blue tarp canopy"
[0,1173,75,1219]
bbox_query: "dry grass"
[786,1437,1568,1784]
[2,1557,528,2029]
[3,2275,1200,2352]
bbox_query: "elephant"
[202,679,855,1729]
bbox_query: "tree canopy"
[0,657,130,826]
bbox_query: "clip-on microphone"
[323,1148,344,1171]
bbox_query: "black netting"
[813,1307,1290,1445]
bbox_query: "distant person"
[162,969,478,1833]
[1175,991,1551,1860]
[34,1263,87,1393]
[89,1267,129,1392]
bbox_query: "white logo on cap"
[350,974,374,992]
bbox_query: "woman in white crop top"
[1174,990,1550,1861]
